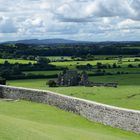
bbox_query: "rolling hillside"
[0,100,139,140]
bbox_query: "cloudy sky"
[0,0,140,42]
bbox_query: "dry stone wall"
[0,85,140,134]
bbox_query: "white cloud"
[0,0,139,41]
[0,16,17,33]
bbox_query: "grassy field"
[104,68,140,73]
[47,56,72,61]
[24,70,62,76]
[8,74,140,110]
[0,59,36,64]
[2,56,140,139]
[89,74,140,85]
[51,60,140,70]
[49,57,140,74]
[0,100,139,140]
[23,68,140,77]
[51,60,118,68]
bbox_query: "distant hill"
[1,39,140,46]
[2,39,89,45]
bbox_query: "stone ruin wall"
[0,85,140,134]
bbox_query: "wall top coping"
[0,85,140,114]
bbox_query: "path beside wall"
[0,85,140,134]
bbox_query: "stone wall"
[0,85,140,134]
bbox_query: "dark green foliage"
[134,59,140,62]
[36,57,50,65]
[0,59,62,80]
[0,77,6,85]
[128,64,134,68]
[112,63,117,68]
[0,42,140,60]
[48,80,57,87]
[96,63,107,69]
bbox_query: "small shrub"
[112,63,117,68]
[117,71,121,74]
[0,78,6,85]
[128,64,134,68]
[134,59,140,62]
[48,80,57,87]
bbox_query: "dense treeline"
[0,43,140,59]
[0,42,140,81]
[0,57,65,80]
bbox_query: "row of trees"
[0,43,140,59]
[0,57,64,80]
[76,62,140,70]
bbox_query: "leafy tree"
[128,64,134,68]
[48,80,57,87]
[112,63,117,68]
[96,62,102,69]
[37,57,50,65]
[86,63,93,70]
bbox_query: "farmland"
[51,57,140,68]
[0,59,36,64]
[6,55,140,110]
[1,44,140,139]
[24,70,61,76]
[22,57,140,77]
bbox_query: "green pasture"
[0,100,139,140]
[0,59,36,64]
[24,70,61,76]
[103,68,140,73]
[8,74,140,110]
[51,60,118,67]
[23,67,140,77]
[89,74,140,85]
[47,56,72,61]
[51,58,140,69]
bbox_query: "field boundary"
[0,85,140,134]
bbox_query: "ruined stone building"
[57,70,89,86]
[56,70,118,87]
